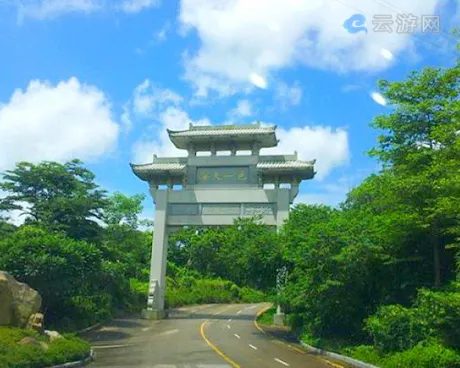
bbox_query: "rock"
[44,330,63,341]
[0,272,13,325]
[27,312,44,333]
[19,336,38,346]
[0,271,42,328]
[18,337,49,350]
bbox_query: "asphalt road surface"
[83,303,340,368]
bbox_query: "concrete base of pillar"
[273,312,285,326]
[141,309,167,320]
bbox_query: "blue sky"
[0,0,459,222]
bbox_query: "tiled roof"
[257,160,314,170]
[168,123,276,137]
[131,162,186,172]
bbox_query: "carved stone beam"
[149,182,159,202]
[251,141,260,156]
[230,142,237,156]
[290,176,300,202]
[188,143,196,157]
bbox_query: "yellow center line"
[200,320,241,368]
[253,305,345,368]
[324,359,345,368]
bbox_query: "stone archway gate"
[131,123,315,319]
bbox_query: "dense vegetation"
[0,36,458,368]
[0,327,91,368]
[276,42,460,366]
[0,161,266,333]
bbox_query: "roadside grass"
[256,306,276,326]
[0,327,91,368]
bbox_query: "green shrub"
[0,327,91,368]
[416,288,460,349]
[345,345,383,366]
[383,341,460,368]
[239,286,265,303]
[256,307,276,326]
[365,304,428,353]
[0,226,103,327]
[287,313,306,335]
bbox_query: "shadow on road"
[80,317,144,343]
[168,311,255,321]
[260,325,301,344]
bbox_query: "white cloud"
[294,177,350,207]
[133,79,183,117]
[18,0,101,20]
[119,0,158,13]
[229,99,253,119]
[265,125,350,180]
[179,0,443,96]
[128,80,211,162]
[0,77,119,171]
[132,106,212,162]
[275,81,302,110]
[120,102,133,132]
[294,192,344,207]
[128,81,349,181]
[15,0,158,20]
[154,21,171,42]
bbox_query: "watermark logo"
[343,13,368,34]
[344,13,440,34]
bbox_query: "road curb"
[45,348,94,368]
[76,321,107,335]
[299,342,380,368]
[255,306,379,368]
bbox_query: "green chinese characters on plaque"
[196,166,249,184]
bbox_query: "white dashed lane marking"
[237,310,243,315]
[158,329,179,336]
[249,344,258,350]
[226,325,231,329]
[234,333,241,339]
[274,358,290,366]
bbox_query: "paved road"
[83,303,337,368]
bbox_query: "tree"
[0,226,103,325]
[369,57,460,287]
[0,160,107,242]
[104,192,146,229]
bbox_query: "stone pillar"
[276,188,290,231]
[274,188,290,325]
[142,190,169,320]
